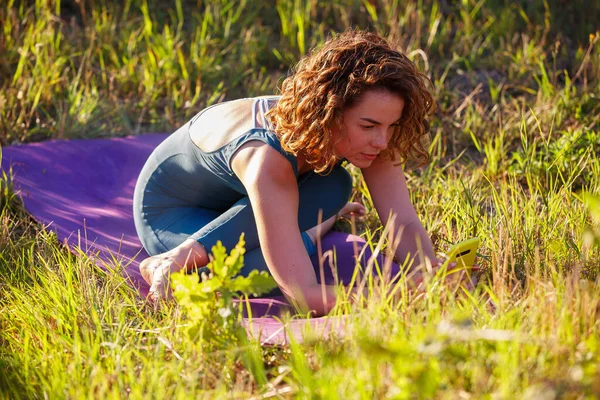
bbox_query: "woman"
[133,30,443,316]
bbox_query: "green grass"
[1,0,599,398]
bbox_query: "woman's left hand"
[337,201,366,219]
[305,202,366,245]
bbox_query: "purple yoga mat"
[1,134,397,345]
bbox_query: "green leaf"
[169,234,278,345]
[208,241,227,278]
[171,272,200,298]
[224,234,246,278]
[207,234,247,279]
[229,275,253,293]
[198,277,222,293]
[230,270,277,296]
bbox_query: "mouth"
[361,153,378,160]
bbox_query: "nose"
[371,128,389,150]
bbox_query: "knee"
[297,164,354,224]
[326,165,353,208]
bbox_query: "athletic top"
[134,97,299,213]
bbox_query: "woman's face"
[330,89,405,168]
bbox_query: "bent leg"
[136,206,221,256]
[189,165,352,258]
[136,164,352,294]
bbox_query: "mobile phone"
[442,237,480,272]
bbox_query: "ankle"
[172,239,210,271]
[305,228,318,245]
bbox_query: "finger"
[355,203,366,214]
[342,202,365,214]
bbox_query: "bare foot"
[139,254,179,301]
[139,239,208,302]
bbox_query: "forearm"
[391,219,436,269]
[304,213,337,245]
[286,283,369,317]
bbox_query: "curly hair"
[267,29,435,173]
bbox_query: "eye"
[360,125,375,130]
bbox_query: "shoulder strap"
[252,98,261,129]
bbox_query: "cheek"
[353,132,372,151]
[333,137,349,155]
[331,125,366,156]
[331,126,350,149]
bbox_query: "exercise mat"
[1,134,399,345]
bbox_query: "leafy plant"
[171,234,278,347]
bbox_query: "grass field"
[1,0,600,398]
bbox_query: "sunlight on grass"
[1,0,599,397]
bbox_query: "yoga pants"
[133,121,353,279]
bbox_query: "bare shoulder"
[231,141,296,188]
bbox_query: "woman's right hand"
[406,259,476,293]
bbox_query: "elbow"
[280,284,336,317]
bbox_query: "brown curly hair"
[267,29,435,173]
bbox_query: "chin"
[349,158,373,168]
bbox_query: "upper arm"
[231,143,319,298]
[360,158,421,226]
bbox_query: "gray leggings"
[135,162,352,277]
